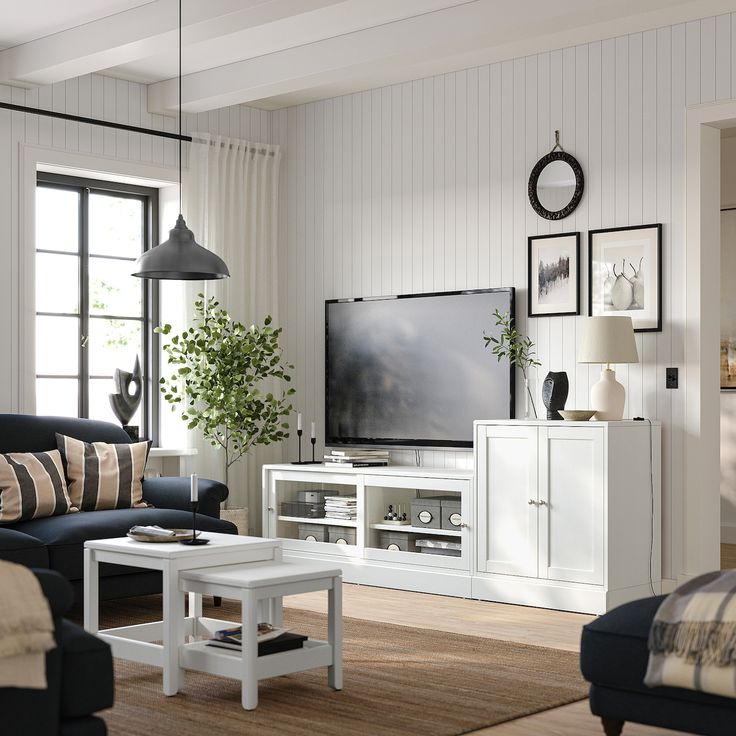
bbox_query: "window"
[35,173,159,442]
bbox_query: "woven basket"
[220,507,249,535]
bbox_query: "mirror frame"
[528,150,584,220]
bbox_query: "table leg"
[162,568,184,696]
[241,591,259,710]
[188,592,203,638]
[328,576,343,690]
[269,597,284,628]
[83,548,99,634]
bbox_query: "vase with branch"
[156,294,295,489]
[484,309,541,419]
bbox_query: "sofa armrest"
[141,476,228,518]
[33,568,74,621]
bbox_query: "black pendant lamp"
[133,0,229,281]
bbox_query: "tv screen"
[325,288,515,448]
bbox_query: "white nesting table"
[180,560,342,710]
[83,532,281,696]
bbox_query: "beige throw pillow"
[56,434,150,511]
[0,450,78,523]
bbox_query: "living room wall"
[273,12,736,583]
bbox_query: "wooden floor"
[287,552,736,736]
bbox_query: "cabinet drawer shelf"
[369,523,462,537]
[277,515,357,528]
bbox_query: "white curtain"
[181,133,283,532]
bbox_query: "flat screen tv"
[325,288,515,448]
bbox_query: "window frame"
[35,172,160,443]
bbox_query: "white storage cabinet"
[474,420,661,613]
[262,465,473,598]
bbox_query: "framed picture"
[528,232,580,317]
[589,224,662,332]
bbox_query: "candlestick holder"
[291,429,322,464]
[180,501,210,545]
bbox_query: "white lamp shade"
[578,316,639,364]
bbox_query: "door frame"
[684,100,736,581]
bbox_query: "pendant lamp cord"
[178,0,182,215]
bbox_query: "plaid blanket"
[645,570,736,698]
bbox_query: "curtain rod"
[0,102,192,142]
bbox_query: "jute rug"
[85,596,587,736]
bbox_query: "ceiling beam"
[148,0,736,112]
[0,0,342,87]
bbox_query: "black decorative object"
[180,501,210,546]
[291,428,320,465]
[542,371,569,421]
[109,357,143,439]
[528,131,584,221]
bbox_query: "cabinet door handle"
[538,500,547,506]
[528,499,538,505]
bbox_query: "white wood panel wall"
[0,72,271,416]
[273,13,736,582]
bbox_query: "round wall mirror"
[528,150,584,220]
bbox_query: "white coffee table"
[180,560,342,710]
[83,531,281,695]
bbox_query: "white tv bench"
[262,419,662,614]
[262,464,473,598]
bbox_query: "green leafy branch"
[484,309,541,418]
[155,294,295,486]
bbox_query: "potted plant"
[156,294,295,490]
[484,309,541,418]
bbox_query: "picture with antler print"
[589,224,662,332]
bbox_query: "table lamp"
[578,316,639,420]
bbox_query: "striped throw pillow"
[56,434,151,512]
[0,450,78,523]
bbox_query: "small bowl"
[558,409,596,421]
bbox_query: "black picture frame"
[588,224,663,333]
[528,151,585,220]
[528,232,581,318]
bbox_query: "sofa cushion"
[57,434,150,511]
[0,415,131,454]
[0,450,77,523]
[59,620,114,718]
[581,595,736,710]
[13,508,237,580]
[0,528,49,568]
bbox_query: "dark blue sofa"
[0,415,237,602]
[1,568,114,736]
[581,595,736,735]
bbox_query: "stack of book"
[206,623,307,655]
[323,449,390,468]
[324,495,358,521]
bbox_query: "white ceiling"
[0,1,155,49]
[0,0,733,111]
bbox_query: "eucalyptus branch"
[483,309,541,418]
[156,294,295,485]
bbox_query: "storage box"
[297,490,330,504]
[378,531,415,552]
[328,527,356,545]
[297,524,328,542]
[280,500,325,518]
[416,538,462,557]
[441,498,462,531]
[411,496,456,528]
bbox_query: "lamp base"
[590,368,626,420]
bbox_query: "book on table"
[206,623,307,655]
